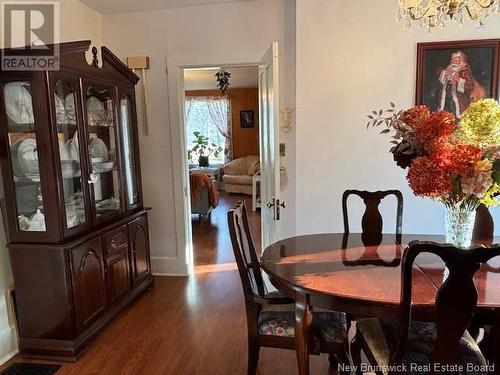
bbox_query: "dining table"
[260,232,500,375]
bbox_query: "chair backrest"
[393,241,500,366]
[342,190,403,245]
[227,201,266,301]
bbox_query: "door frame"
[166,50,267,276]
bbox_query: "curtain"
[184,97,193,122]
[206,96,232,163]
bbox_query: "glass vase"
[444,205,476,248]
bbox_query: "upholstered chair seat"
[258,309,348,344]
[356,318,487,375]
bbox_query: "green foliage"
[187,131,224,162]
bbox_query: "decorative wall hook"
[280,108,295,133]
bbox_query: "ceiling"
[81,0,253,14]
[184,66,258,91]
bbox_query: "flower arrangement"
[367,99,500,246]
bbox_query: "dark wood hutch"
[0,41,153,360]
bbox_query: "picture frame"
[416,39,500,118]
[240,110,254,128]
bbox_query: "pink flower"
[461,161,493,198]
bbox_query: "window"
[185,97,230,165]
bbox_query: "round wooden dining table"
[260,233,500,375]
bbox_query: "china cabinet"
[0,41,153,360]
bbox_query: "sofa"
[223,155,259,195]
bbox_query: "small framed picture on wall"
[416,39,500,118]
[240,110,254,128]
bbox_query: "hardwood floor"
[193,192,261,267]
[1,193,339,374]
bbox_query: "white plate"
[67,133,80,161]
[87,96,104,113]
[4,82,34,124]
[17,138,39,176]
[55,94,66,123]
[93,161,114,173]
[87,96,106,127]
[58,139,71,161]
[10,140,23,178]
[65,93,77,124]
[89,137,109,161]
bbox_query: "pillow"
[248,160,260,176]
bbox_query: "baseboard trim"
[0,326,18,366]
[153,273,188,277]
[151,256,188,276]
[0,349,17,366]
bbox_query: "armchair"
[223,155,259,195]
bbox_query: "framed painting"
[416,39,500,118]
[240,110,254,128]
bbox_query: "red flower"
[400,106,431,129]
[430,142,455,171]
[450,144,483,175]
[414,111,456,148]
[429,142,482,176]
[407,156,452,197]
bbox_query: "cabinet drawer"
[103,225,129,254]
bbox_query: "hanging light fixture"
[397,0,500,29]
[215,68,231,94]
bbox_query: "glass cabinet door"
[53,80,86,229]
[85,86,122,219]
[119,95,139,208]
[2,81,46,232]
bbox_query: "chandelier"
[398,0,500,29]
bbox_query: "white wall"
[60,0,102,46]
[0,0,102,363]
[295,0,500,236]
[280,0,297,238]
[102,0,290,274]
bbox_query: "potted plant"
[187,131,224,167]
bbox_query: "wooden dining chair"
[351,241,499,375]
[228,201,350,375]
[342,190,403,246]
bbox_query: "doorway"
[183,66,262,271]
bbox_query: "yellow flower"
[455,99,500,149]
[481,183,500,207]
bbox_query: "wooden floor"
[1,193,339,375]
[193,193,261,267]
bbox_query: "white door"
[259,42,282,249]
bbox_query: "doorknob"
[279,201,286,209]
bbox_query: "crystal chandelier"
[398,0,500,29]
